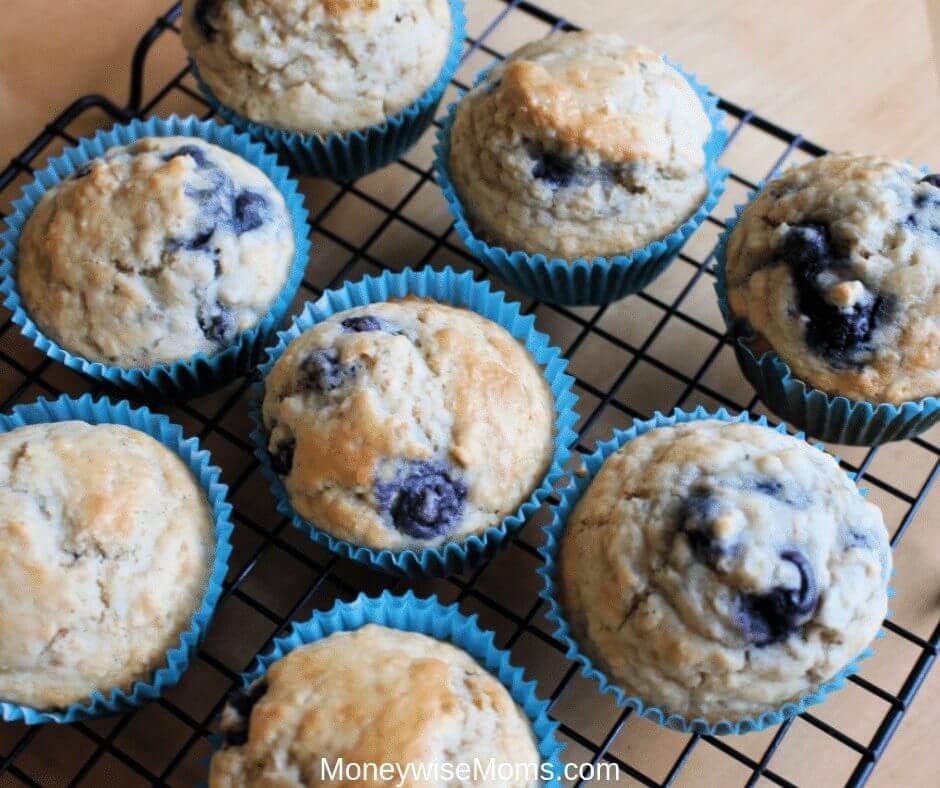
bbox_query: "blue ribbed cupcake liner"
[215,590,565,785]
[538,406,890,736]
[0,393,233,724]
[0,115,311,400]
[191,0,466,180]
[714,184,940,445]
[249,266,578,577]
[433,57,730,305]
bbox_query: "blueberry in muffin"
[209,625,541,787]
[181,0,453,136]
[724,154,940,403]
[16,136,294,368]
[559,419,891,723]
[0,421,215,710]
[260,299,556,551]
[448,31,713,260]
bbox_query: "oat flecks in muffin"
[181,0,452,134]
[725,154,940,403]
[209,625,541,787]
[449,31,711,260]
[261,299,556,551]
[17,137,294,368]
[0,422,214,710]
[560,420,890,723]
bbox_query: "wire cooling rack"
[0,1,937,786]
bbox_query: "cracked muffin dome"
[448,31,712,260]
[181,0,453,135]
[261,298,555,551]
[17,136,294,369]
[725,154,940,403]
[0,421,215,710]
[559,420,891,723]
[210,625,541,787]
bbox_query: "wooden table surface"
[0,1,937,786]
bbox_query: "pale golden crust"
[181,0,452,134]
[0,422,215,709]
[725,154,940,403]
[261,299,556,551]
[560,421,891,723]
[209,625,541,787]
[448,31,711,259]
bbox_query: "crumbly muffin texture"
[725,154,940,403]
[17,136,294,369]
[261,299,555,551]
[560,420,891,723]
[182,0,452,135]
[0,422,215,710]
[209,625,541,787]
[448,31,711,260]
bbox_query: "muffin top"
[0,421,215,710]
[261,299,556,551]
[181,0,453,134]
[725,154,940,403]
[560,420,890,723]
[448,31,711,259]
[210,625,541,787]
[17,136,294,368]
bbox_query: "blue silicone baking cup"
[191,0,466,180]
[213,590,565,785]
[0,115,311,400]
[249,265,579,578]
[714,185,940,445]
[538,406,889,736]
[433,57,730,306]
[0,393,233,725]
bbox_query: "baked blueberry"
[221,680,268,748]
[298,349,352,393]
[198,301,237,344]
[232,191,267,235]
[919,174,940,188]
[194,0,221,40]
[164,144,208,167]
[531,150,581,189]
[375,460,468,539]
[341,315,383,333]
[678,490,726,566]
[737,549,818,646]
[738,474,809,508]
[269,439,295,476]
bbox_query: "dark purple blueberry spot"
[341,315,383,333]
[198,301,237,344]
[170,227,215,252]
[232,191,267,235]
[532,150,580,189]
[71,162,92,180]
[221,680,268,748]
[844,527,874,550]
[375,460,467,539]
[734,474,809,509]
[164,145,208,168]
[678,491,728,567]
[195,0,222,40]
[736,549,818,646]
[779,223,891,367]
[269,438,295,476]
[919,174,940,189]
[299,349,352,392]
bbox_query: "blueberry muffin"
[724,154,940,403]
[209,625,541,787]
[0,422,215,710]
[448,31,712,260]
[181,0,453,135]
[17,136,294,368]
[261,299,555,551]
[559,420,891,723]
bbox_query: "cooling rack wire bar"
[0,1,936,786]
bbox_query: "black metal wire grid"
[0,1,936,785]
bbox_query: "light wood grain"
[0,1,937,786]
